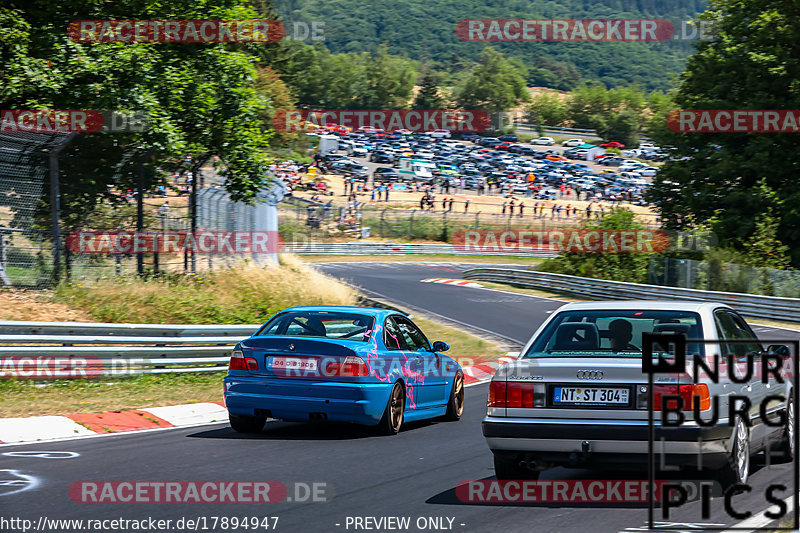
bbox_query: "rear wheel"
[493,452,540,481]
[229,414,265,434]
[377,382,405,435]
[716,417,750,487]
[443,372,464,421]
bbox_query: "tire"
[443,372,465,421]
[493,452,540,481]
[716,417,750,487]
[377,382,405,435]
[774,396,795,462]
[229,413,265,434]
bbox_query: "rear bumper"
[483,417,732,468]
[224,376,393,426]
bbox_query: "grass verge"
[0,372,226,418]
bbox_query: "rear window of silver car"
[256,311,375,341]
[523,310,704,358]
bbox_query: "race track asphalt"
[2,262,798,533]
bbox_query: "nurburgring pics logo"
[667,110,800,133]
[68,20,287,43]
[66,231,282,254]
[273,110,492,133]
[457,19,675,41]
[0,110,147,133]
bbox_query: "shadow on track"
[186,419,438,441]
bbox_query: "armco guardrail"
[282,242,556,257]
[463,267,800,323]
[0,322,260,377]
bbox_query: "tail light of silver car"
[229,349,258,371]
[636,384,711,411]
[488,381,546,408]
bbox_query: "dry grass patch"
[54,255,357,324]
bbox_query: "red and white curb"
[0,401,227,445]
[0,355,517,445]
[464,353,518,385]
[420,278,483,288]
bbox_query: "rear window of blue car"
[256,311,375,341]
[523,310,705,358]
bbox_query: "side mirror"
[767,344,791,357]
[432,340,450,353]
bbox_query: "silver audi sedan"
[483,301,794,485]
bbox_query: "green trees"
[277,42,415,109]
[1,0,281,230]
[272,0,702,91]
[523,84,666,145]
[412,69,447,110]
[538,208,652,283]
[453,48,529,112]
[646,0,800,265]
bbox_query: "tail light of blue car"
[228,349,371,379]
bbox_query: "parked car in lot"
[498,134,520,143]
[225,306,465,435]
[370,150,395,164]
[372,167,401,182]
[483,301,792,485]
[600,156,625,166]
[430,129,452,139]
[532,137,555,145]
[600,141,626,149]
[515,146,537,156]
[545,154,568,162]
[562,138,584,147]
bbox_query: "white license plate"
[271,357,318,372]
[553,387,629,405]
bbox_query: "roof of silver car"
[555,300,731,312]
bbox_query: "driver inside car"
[607,318,639,352]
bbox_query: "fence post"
[475,212,480,229]
[47,134,74,285]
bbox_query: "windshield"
[256,311,375,342]
[522,309,704,359]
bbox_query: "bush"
[537,207,652,283]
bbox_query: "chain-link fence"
[648,255,800,297]
[0,132,76,288]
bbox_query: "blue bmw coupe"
[224,306,464,435]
